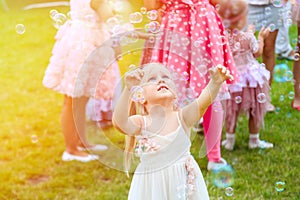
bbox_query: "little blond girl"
[112,63,233,199]
[219,0,274,150]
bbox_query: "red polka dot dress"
[152,0,238,101]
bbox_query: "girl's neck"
[147,104,174,118]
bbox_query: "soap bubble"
[275,181,285,192]
[273,63,290,82]
[234,96,242,104]
[129,12,143,24]
[15,24,25,34]
[31,135,39,143]
[288,91,295,99]
[225,187,234,196]
[257,93,267,103]
[272,0,283,7]
[52,13,67,29]
[211,165,235,188]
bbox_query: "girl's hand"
[258,26,270,40]
[124,68,144,90]
[209,65,234,84]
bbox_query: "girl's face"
[140,65,177,104]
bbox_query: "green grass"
[0,5,300,200]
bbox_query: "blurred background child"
[42,0,123,162]
[218,0,274,150]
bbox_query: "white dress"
[128,113,210,200]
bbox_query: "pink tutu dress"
[43,0,118,100]
[225,30,270,132]
[152,0,238,100]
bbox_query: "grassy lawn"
[0,2,300,200]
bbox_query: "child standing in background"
[144,0,239,170]
[113,63,233,200]
[42,0,122,162]
[219,0,274,150]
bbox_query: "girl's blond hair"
[124,101,147,176]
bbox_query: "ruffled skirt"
[225,83,270,133]
[43,20,117,99]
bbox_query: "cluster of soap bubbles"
[105,15,137,45]
[129,7,160,34]
[103,6,161,45]
[210,165,289,197]
[279,92,295,102]
[209,164,235,198]
[233,93,267,104]
[49,9,67,29]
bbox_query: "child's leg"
[203,101,223,162]
[248,110,273,149]
[73,96,90,147]
[264,31,278,111]
[248,110,260,134]
[61,96,88,156]
[222,99,239,151]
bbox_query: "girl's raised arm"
[181,65,233,127]
[112,69,144,136]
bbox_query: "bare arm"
[253,26,270,58]
[112,69,144,136]
[210,0,229,7]
[143,0,163,10]
[181,65,233,127]
[209,0,220,6]
[112,87,142,135]
[90,0,115,21]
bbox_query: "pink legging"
[203,101,223,162]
